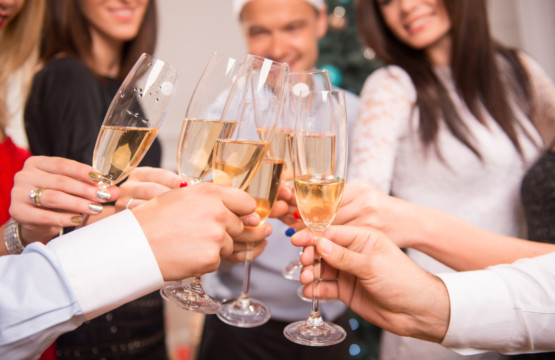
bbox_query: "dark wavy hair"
[40,0,157,81]
[356,0,536,157]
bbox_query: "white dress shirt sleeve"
[439,252,555,354]
[0,210,164,359]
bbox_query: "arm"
[439,252,555,354]
[348,66,415,192]
[335,182,555,270]
[292,226,555,353]
[519,52,555,146]
[0,182,256,358]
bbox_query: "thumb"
[316,237,367,276]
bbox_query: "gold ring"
[29,188,44,207]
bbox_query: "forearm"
[410,206,554,271]
[0,244,85,358]
[0,211,164,358]
[439,252,555,354]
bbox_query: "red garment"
[0,136,31,225]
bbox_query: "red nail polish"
[293,211,301,219]
[179,182,188,188]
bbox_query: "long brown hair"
[0,0,46,130]
[41,0,158,81]
[356,0,535,157]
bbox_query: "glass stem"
[308,229,324,325]
[189,276,206,294]
[239,242,254,301]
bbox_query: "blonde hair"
[0,0,45,130]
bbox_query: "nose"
[399,0,418,12]
[268,33,288,62]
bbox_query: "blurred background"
[153,1,555,359]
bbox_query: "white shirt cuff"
[49,210,164,319]
[438,270,515,355]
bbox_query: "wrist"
[408,275,451,343]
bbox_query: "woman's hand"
[9,156,120,245]
[334,182,422,248]
[115,167,182,212]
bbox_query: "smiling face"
[79,0,148,44]
[0,0,25,28]
[240,0,327,72]
[376,0,451,63]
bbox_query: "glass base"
[297,285,337,303]
[283,317,346,346]
[160,282,221,314]
[282,259,302,280]
[217,297,271,328]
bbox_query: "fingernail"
[244,213,259,227]
[285,228,296,237]
[319,238,332,255]
[88,171,103,182]
[293,211,301,219]
[96,189,111,201]
[88,203,103,214]
[71,215,83,224]
[179,181,188,188]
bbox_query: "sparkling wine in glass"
[281,69,332,282]
[81,53,179,227]
[159,52,242,314]
[283,90,348,346]
[215,55,289,327]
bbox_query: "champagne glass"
[159,52,242,314]
[81,53,179,227]
[283,90,348,346]
[215,55,289,327]
[281,69,332,281]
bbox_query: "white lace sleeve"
[349,66,416,193]
[519,52,555,146]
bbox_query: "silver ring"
[125,198,135,210]
[29,188,44,207]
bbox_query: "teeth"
[408,16,430,31]
[112,9,133,15]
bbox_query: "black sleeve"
[25,58,106,164]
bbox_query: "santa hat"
[232,0,326,19]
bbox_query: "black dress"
[510,146,555,360]
[25,57,167,360]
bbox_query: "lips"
[108,8,135,21]
[405,14,433,34]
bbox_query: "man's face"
[240,0,327,72]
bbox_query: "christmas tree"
[317,0,382,95]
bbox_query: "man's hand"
[133,182,257,280]
[292,225,450,343]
